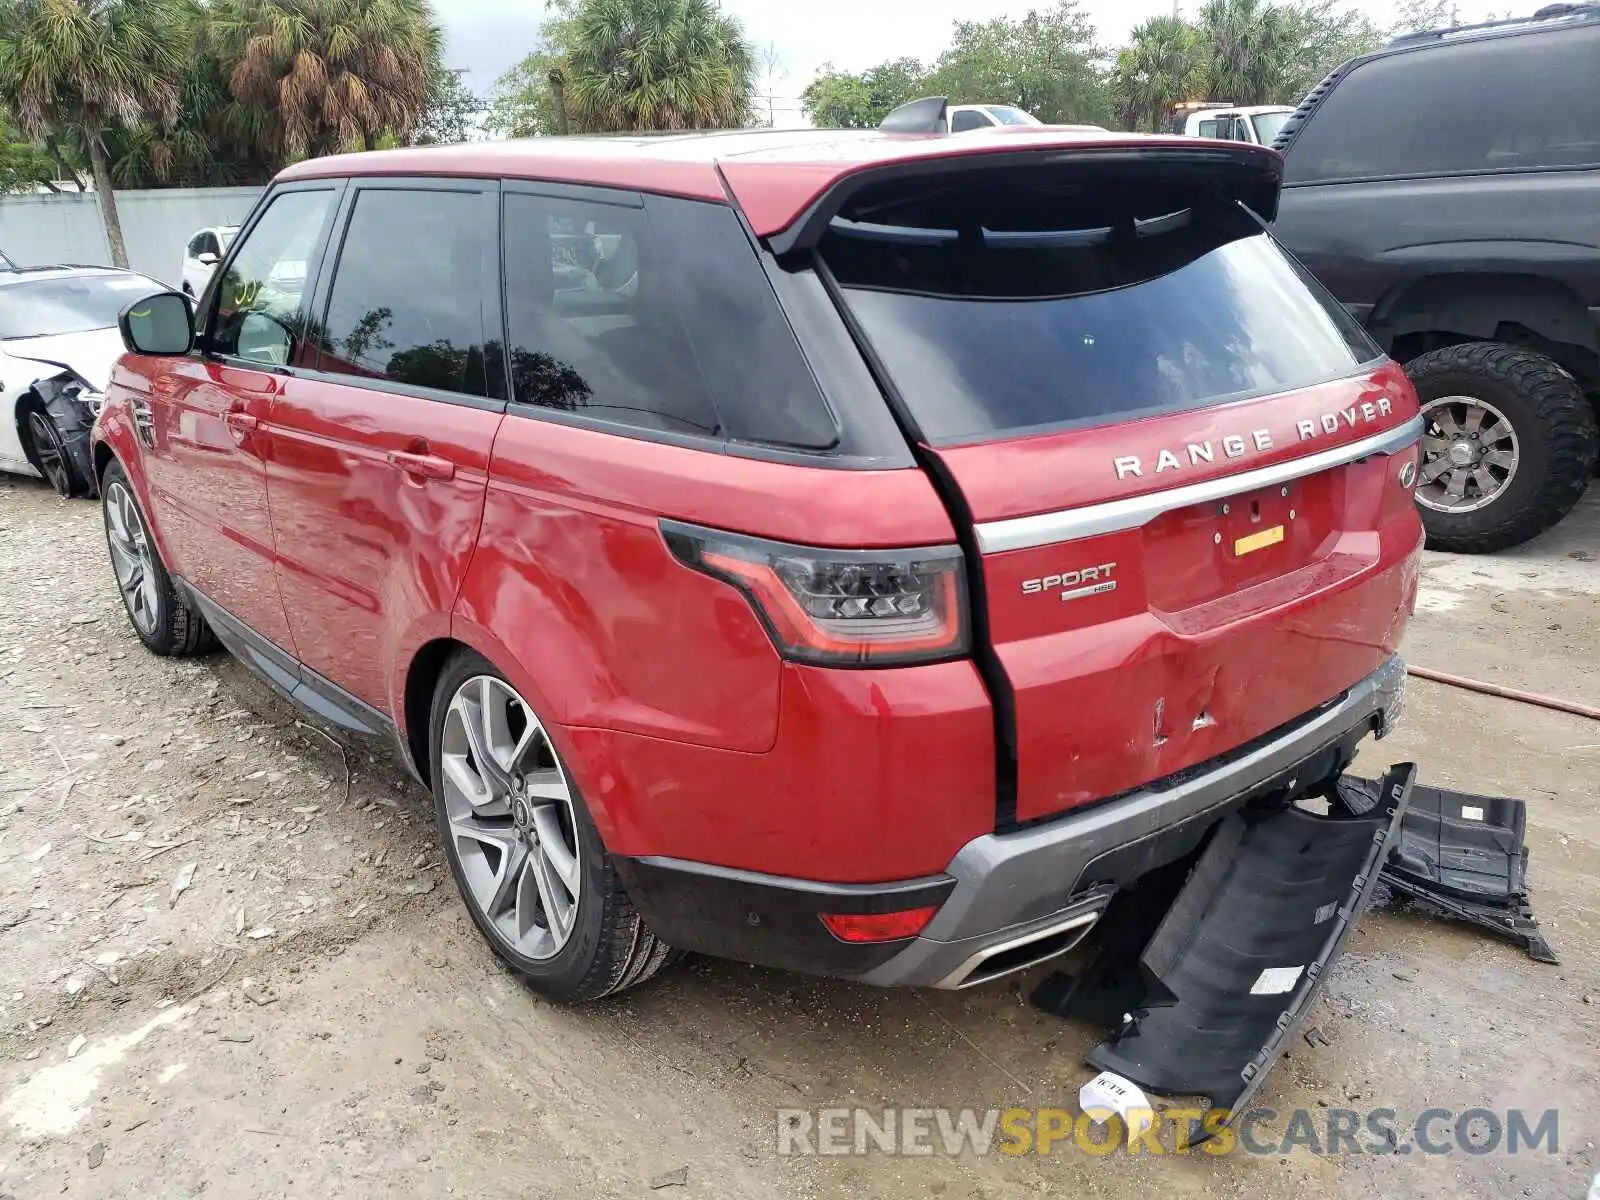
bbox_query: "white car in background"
[181,225,240,296]
[947,104,1043,132]
[0,266,167,497]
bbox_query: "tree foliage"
[0,0,192,262]
[1109,0,1382,131]
[2,107,57,193]
[563,0,754,132]
[207,0,442,159]
[1111,15,1201,133]
[1391,0,1455,34]
[485,52,566,138]
[803,4,1112,129]
[925,2,1110,126]
[488,0,752,136]
[801,58,925,129]
[414,67,481,145]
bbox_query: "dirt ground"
[1,474,1596,1200]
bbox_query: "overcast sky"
[439,0,1502,123]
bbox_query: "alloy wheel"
[440,675,582,962]
[28,411,71,496]
[104,481,159,636]
[1416,395,1520,514]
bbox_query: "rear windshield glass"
[821,172,1378,443]
[0,274,163,339]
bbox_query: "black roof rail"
[1387,2,1599,45]
[879,96,949,134]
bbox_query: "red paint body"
[937,365,1423,823]
[264,376,501,712]
[94,130,1423,892]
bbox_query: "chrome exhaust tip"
[937,908,1103,990]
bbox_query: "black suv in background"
[1272,4,1600,552]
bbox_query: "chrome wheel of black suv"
[1407,344,1599,554]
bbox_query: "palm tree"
[0,0,191,266]
[564,0,755,133]
[208,0,441,160]
[1196,0,1288,107]
[1112,15,1201,131]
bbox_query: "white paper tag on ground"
[1079,1071,1152,1126]
[1250,965,1305,995]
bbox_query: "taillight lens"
[662,521,970,667]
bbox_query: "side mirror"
[120,291,194,356]
[197,251,219,266]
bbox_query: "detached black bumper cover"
[1037,763,1417,1133]
[1341,773,1558,964]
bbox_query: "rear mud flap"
[1340,774,1559,964]
[1032,763,1416,1136]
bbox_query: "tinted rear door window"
[822,169,1379,444]
[951,109,991,132]
[1284,26,1600,182]
[315,187,496,399]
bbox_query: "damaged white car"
[0,265,165,497]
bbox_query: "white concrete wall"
[0,187,264,287]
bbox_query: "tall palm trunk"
[549,69,570,135]
[85,130,129,269]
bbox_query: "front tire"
[1406,343,1598,553]
[429,651,675,1002]
[22,405,88,498]
[100,461,213,655]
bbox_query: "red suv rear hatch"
[813,149,1424,824]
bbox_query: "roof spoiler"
[879,96,949,134]
[766,145,1283,256]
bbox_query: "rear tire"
[100,461,213,656]
[1406,343,1598,553]
[429,650,676,1002]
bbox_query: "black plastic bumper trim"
[613,856,956,978]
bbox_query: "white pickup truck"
[1183,105,1295,145]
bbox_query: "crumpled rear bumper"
[617,657,1406,989]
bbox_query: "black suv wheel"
[1406,343,1599,554]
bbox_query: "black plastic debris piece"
[1338,775,1558,964]
[1034,763,1416,1140]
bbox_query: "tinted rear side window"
[822,172,1378,444]
[503,191,836,448]
[645,196,838,448]
[315,187,497,399]
[1284,27,1600,182]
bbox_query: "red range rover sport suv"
[94,126,1423,1001]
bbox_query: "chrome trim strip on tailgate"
[973,416,1424,553]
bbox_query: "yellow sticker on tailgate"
[1234,525,1285,556]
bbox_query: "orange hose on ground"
[1407,665,1600,722]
